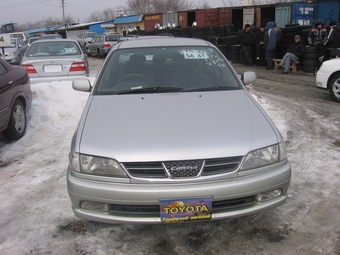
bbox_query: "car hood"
[78,90,279,162]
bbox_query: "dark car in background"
[86,33,123,58]
[0,58,32,140]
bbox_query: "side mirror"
[241,71,257,85]
[72,78,92,92]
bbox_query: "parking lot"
[0,56,339,255]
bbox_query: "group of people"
[237,20,340,74]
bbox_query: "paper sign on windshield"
[183,49,208,59]
[0,34,12,47]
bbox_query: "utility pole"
[61,0,66,23]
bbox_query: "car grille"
[122,156,243,179]
[109,196,256,216]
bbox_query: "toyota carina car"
[67,37,291,224]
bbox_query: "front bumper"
[67,161,291,224]
[316,71,329,89]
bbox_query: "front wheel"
[329,74,340,102]
[97,49,103,58]
[86,48,92,57]
[2,100,26,140]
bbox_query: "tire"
[17,55,22,65]
[97,49,103,58]
[303,65,317,73]
[86,48,92,57]
[303,53,318,60]
[328,73,340,102]
[303,59,319,66]
[305,45,318,54]
[2,100,26,140]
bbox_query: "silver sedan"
[68,37,291,224]
[21,39,89,83]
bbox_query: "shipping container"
[255,5,276,27]
[292,2,314,25]
[178,10,197,28]
[232,8,244,31]
[144,13,163,31]
[243,7,255,26]
[275,5,291,28]
[162,11,178,28]
[315,0,340,25]
[218,8,232,25]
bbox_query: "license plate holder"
[44,65,62,73]
[160,196,212,223]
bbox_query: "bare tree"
[126,0,152,14]
[86,8,116,22]
[222,0,240,7]
[16,15,75,31]
[127,0,193,14]
[192,0,211,9]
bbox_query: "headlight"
[69,152,127,177]
[240,142,287,171]
[8,52,17,56]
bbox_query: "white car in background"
[316,57,340,103]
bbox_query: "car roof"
[116,37,211,49]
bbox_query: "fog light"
[80,201,109,212]
[256,189,282,202]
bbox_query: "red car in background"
[0,57,32,140]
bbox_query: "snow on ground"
[0,80,339,254]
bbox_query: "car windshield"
[95,46,241,95]
[10,34,24,40]
[94,46,242,95]
[25,41,81,57]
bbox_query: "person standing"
[319,20,340,62]
[264,21,277,70]
[274,23,282,57]
[255,24,266,61]
[276,35,306,74]
[238,24,254,66]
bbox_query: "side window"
[0,62,8,75]
[18,39,24,46]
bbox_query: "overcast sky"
[0,0,228,26]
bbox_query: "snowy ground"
[0,78,339,255]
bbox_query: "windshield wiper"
[184,86,240,92]
[116,86,185,94]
